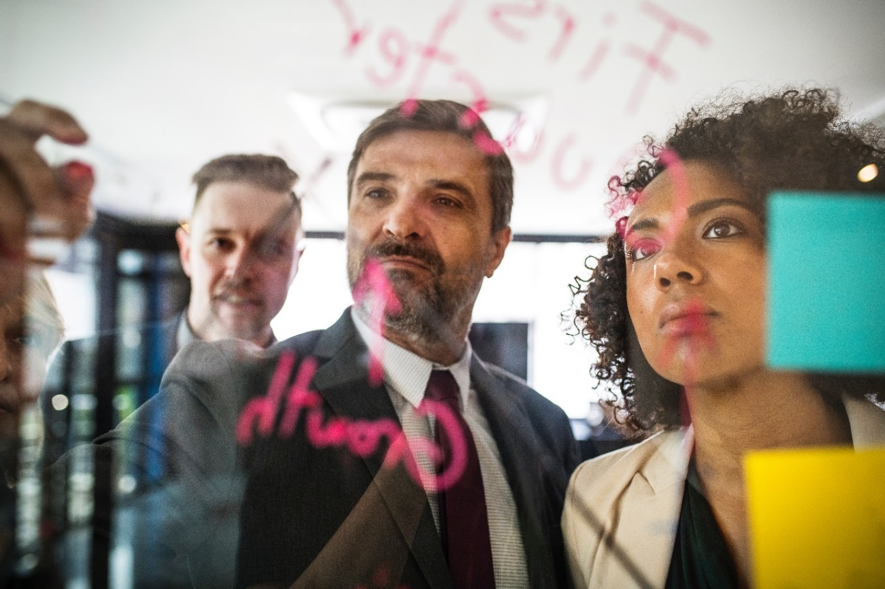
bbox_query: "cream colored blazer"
[562,396,885,589]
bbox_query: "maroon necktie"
[423,370,496,589]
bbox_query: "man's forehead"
[354,130,489,188]
[192,182,296,231]
[360,130,484,163]
[195,181,287,208]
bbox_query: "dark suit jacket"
[235,311,579,588]
[93,309,579,589]
[43,314,181,453]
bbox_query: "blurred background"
[2,0,884,424]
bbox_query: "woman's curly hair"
[573,87,885,434]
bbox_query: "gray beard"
[357,268,458,345]
[348,251,475,354]
[392,283,451,343]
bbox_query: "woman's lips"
[659,302,718,336]
[215,293,262,306]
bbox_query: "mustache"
[366,240,444,274]
[214,278,257,296]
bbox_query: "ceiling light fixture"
[288,92,549,154]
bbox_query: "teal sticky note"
[767,192,885,373]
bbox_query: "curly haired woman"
[562,88,885,589]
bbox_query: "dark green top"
[665,460,740,589]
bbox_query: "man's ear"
[288,244,305,286]
[175,225,192,277]
[484,226,512,278]
[287,225,306,285]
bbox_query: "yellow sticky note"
[745,447,885,589]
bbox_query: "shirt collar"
[177,310,200,350]
[350,307,472,410]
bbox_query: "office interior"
[1,0,884,587]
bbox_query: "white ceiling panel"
[2,0,883,234]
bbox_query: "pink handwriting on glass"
[351,258,402,387]
[330,0,709,193]
[331,0,371,55]
[236,350,469,493]
[332,0,502,158]
[488,1,711,112]
[488,0,710,189]
[622,2,711,113]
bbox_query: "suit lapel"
[613,430,690,589]
[308,310,451,589]
[843,395,885,447]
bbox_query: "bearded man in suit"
[97,99,579,589]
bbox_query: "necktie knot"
[425,369,460,407]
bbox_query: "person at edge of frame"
[0,100,94,586]
[0,102,305,587]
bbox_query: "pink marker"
[236,351,296,445]
[331,0,371,55]
[623,1,711,114]
[488,0,548,42]
[549,5,576,61]
[400,0,466,116]
[235,353,470,491]
[473,129,505,156]
[451,70,489,129]
[578,40,611,82]
[505,122,544,164]
[365,28,410,87]
[351,259,403,387]
[551,134,593,191]
[413,399,469,492]
[279,356,321,438]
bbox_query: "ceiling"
[2,0,884,235]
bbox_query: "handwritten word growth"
[237,350,469,493]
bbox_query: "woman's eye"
[703,220,744,239]
[627,239,661,261]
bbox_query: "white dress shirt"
[351,309,529,588]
